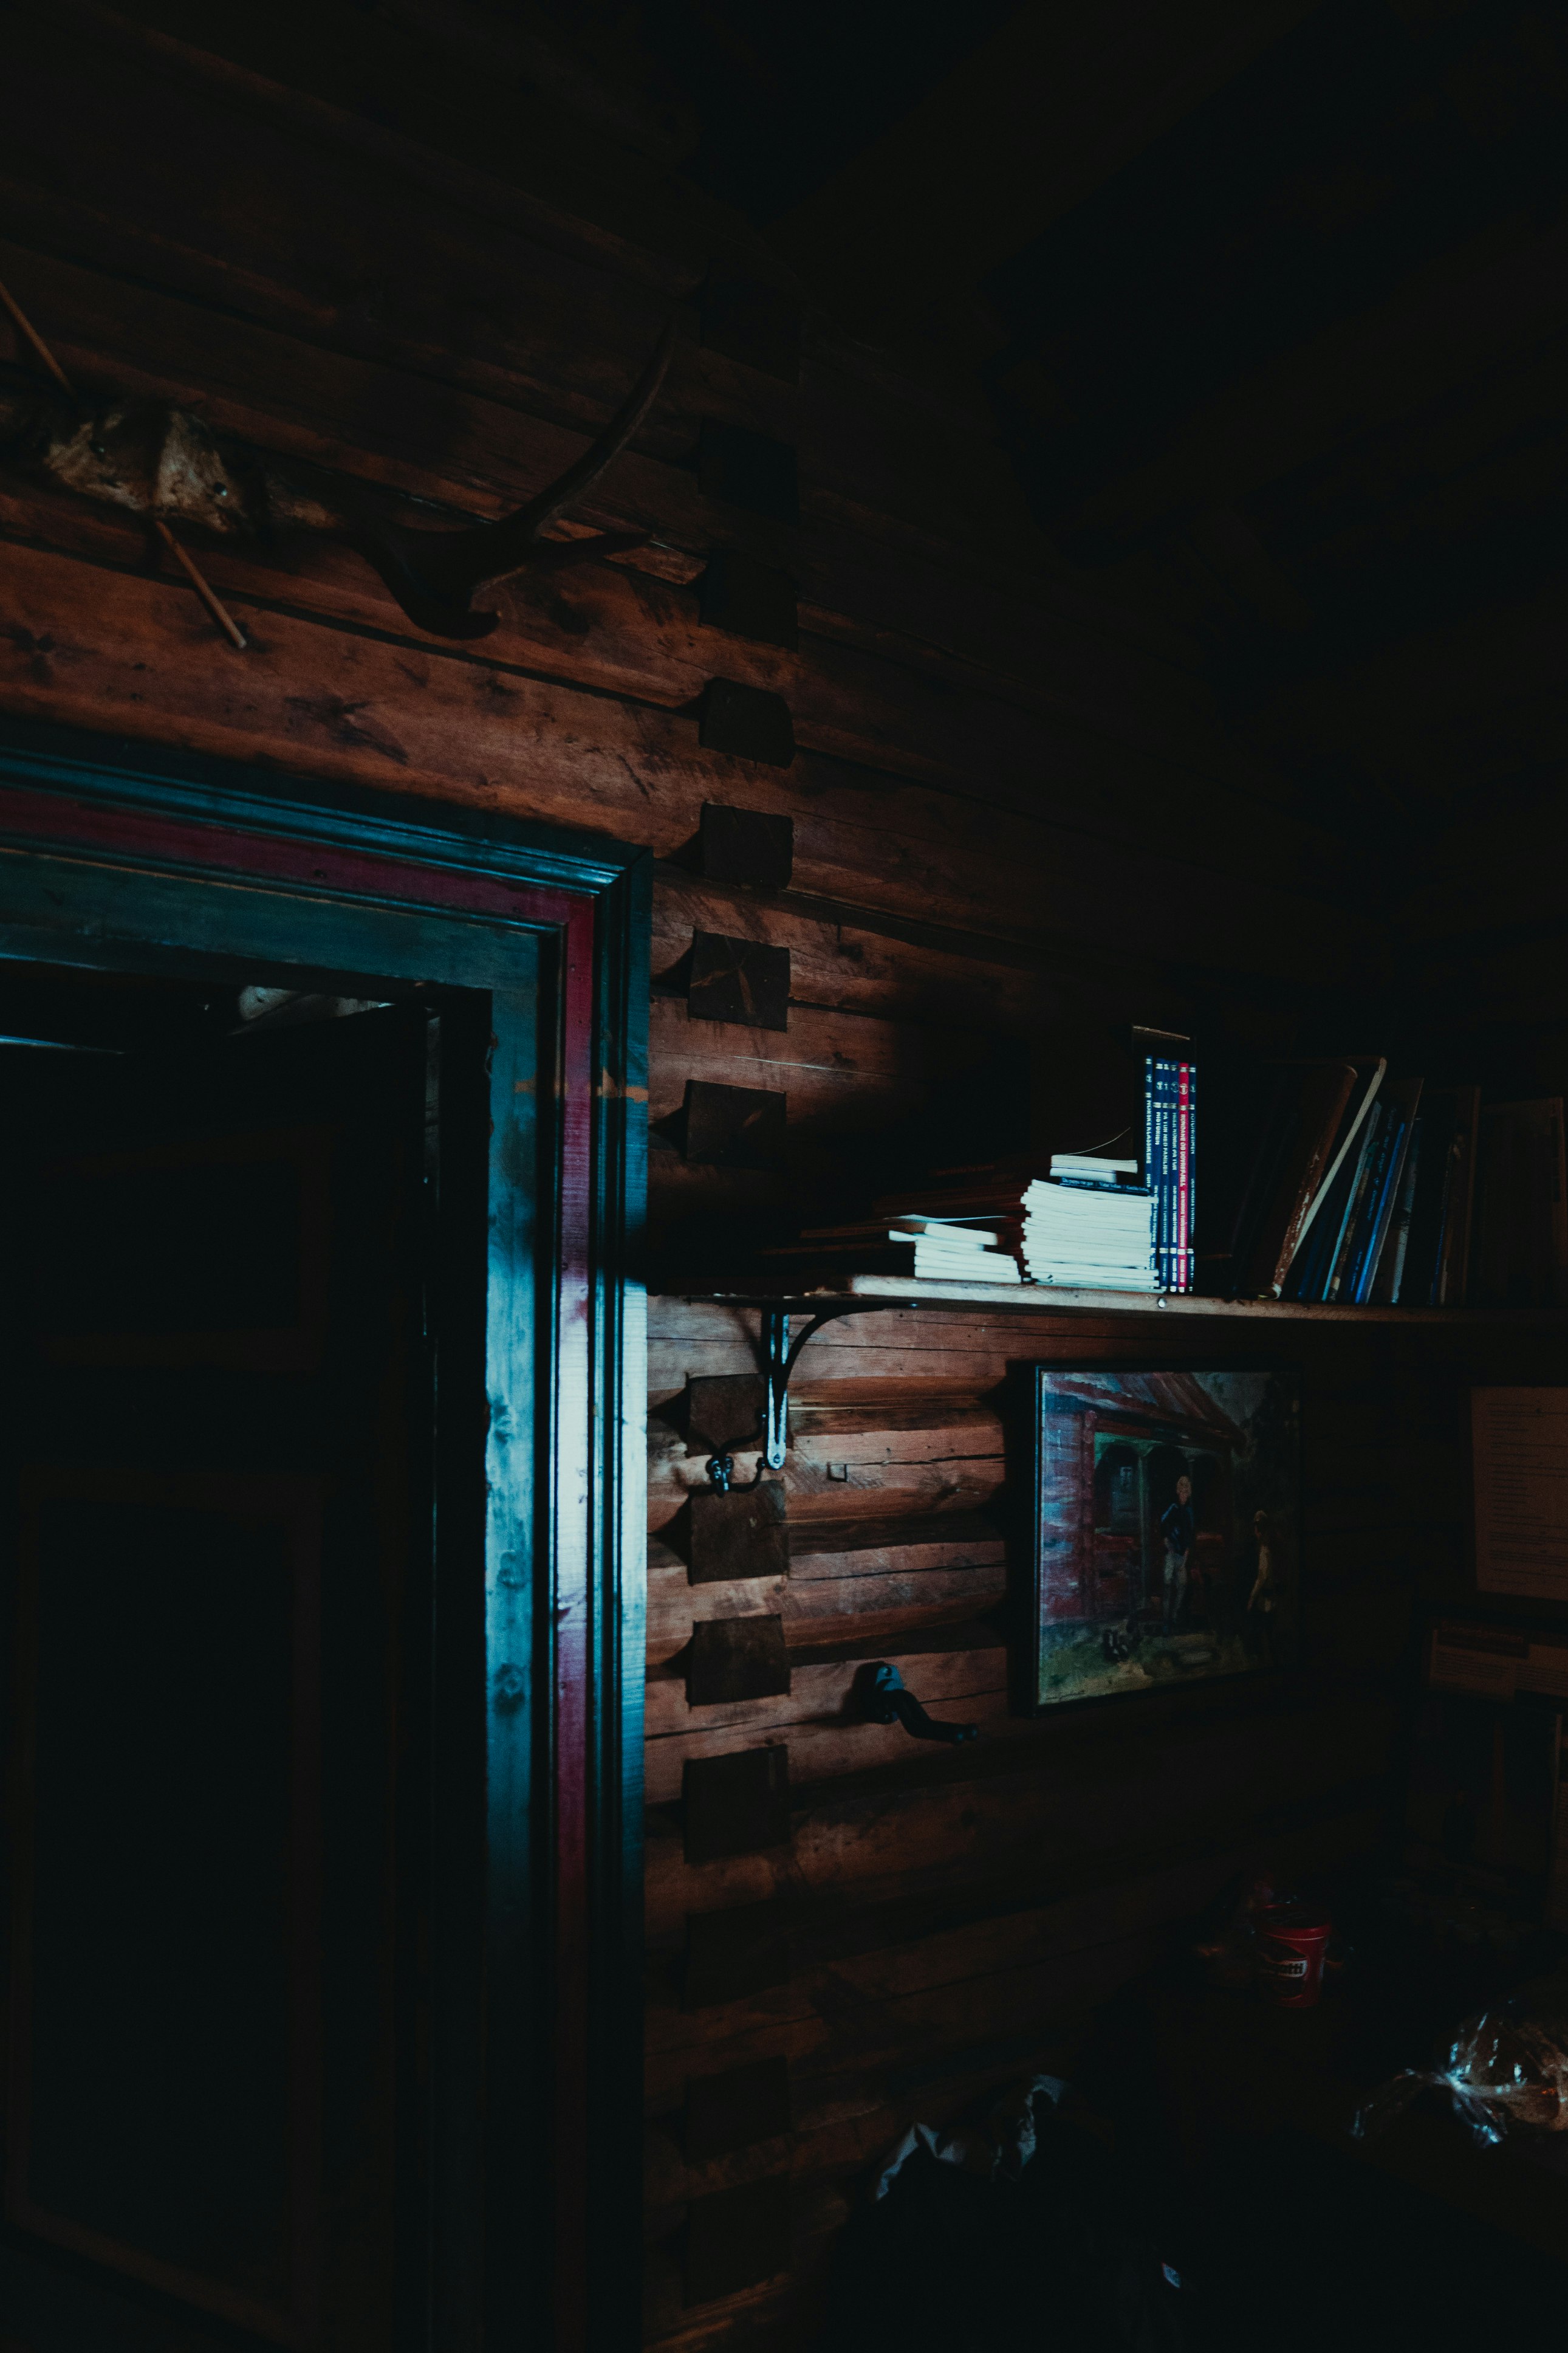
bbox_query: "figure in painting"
[1034,1369,1298,1708]
[1244,1508,1276,1666]
[1160,1473,1195,1631]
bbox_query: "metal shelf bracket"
[759,1304,854,1469]
[704,1301,897,1486]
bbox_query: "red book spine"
[1177,1062,1191,1293]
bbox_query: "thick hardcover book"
[1189,1063,1198,1290]
[1349,1107,1408,1304]
[1400,1091,1458,1305]
[1144,1054,1159,1285]
[1158,1060,1174,1287]
[1236,1059,1360,1297]
[1146,1054,1172,1287]
[1352,1078,1423,1304]
[1175,1063,1203,1289]
[1176,1061,1194,1292]
[1284,1099,1366,1301]
[1282,1180,1337,1300]
[1149,1055,1188,1290]
[1214,1056,1368,1298]
[1290,1060,1386,1299]
[1377,1121,1423,1304]
[1324,1105,1387,1303]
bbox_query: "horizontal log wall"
[0,13,1524,2353]
[642,1300,1552,2350]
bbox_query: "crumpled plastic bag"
[872,2073,1069,2197]
[1352,2004,1568,2149]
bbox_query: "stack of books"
[760,1212,1022,1285]
[886,1217,1022,1283]
[1021,1156,1158,1291]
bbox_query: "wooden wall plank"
[644,1697,1398,1934]
[639,1270,1530,2348]
[0,36,1216,678]
[0,531,1368,989]
[1,35,1535,2352]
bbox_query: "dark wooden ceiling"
[646,0,1568,867]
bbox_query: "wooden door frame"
[0,716,649,2353]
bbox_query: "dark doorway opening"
[4,961,442,2352]
[0,724,649,2353]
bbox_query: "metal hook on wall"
[702,1304,870,1491]
[853,1661,979,1745]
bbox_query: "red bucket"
[1255,1906,1332,2008]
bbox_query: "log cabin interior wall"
[2,5,1563,2350]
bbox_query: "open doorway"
[5,960,440,2351]
[0,725,649,2353]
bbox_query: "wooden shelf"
[683,1273,1568,1324]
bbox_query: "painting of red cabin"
[1031,1367,1299,1708]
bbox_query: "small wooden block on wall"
[685,2056,792,2159]
[685,1897,790,2008]
[700,272,801,382]
[686,1372,765,1454]
[699,802,794,888]
[687,1613,790,1705]
[683,1079,787,1170]
[685,2178,793,2304]
[683,1746,790,1863]
[699,552,798,650]
[697,419,799,523]
[687,1482,789,1586]
[687,930,790,1028]
[699,679,796,769]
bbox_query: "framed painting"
[1029,1366,1299,1711]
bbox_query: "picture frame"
[1027,1365,1301,1712]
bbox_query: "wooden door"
[2,1004,431,2353]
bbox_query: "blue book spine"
[1324,1105,1383,1302]
[1154,1057,1177,1288]
[1352,1118,1406,1304]
[1174,1060,1193,1293]
[1185,1063,1197,1292]
[1153,1059,1168,1285]
[1161,1063,1171,1289]
[1143,1054,1157,1279]
[1347,1118,1399,1303]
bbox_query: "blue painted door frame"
[0,717,649,2353]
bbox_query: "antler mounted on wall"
[0,317,676,641]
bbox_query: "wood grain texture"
[0,27,1544,2349]
[639,1286,1565,2349]
[0,518,1369,1000]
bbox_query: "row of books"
[762,1150,1163,1293]
[1221,1060,1568,1307]
[1282,1074,1459,1306]
[1146,1051,1194,1293]
[754,1019,1567,1310]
